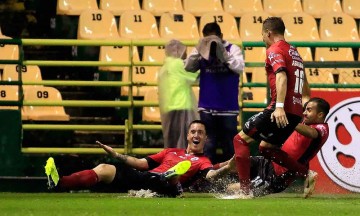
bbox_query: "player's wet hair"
[263,17,285,35]
[202,22,222,37]
[188,120,207,133]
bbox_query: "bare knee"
[93,163,116,184]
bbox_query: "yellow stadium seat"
[57,0,98,15]
[159,11,200,40]
[142,45,166,63]
[99,0,140,16]
[119,10,160,39]
[99,44,139,72]
[199,12,240,40]
[0,35,19,70]
[244,67,267,83]
[0,86,21,111]
[239,12,270,63]
[223,0,263,18]
[282,13,320,41]
[242,87,268,112]
[121,66,160,96]
[23,86,70,121]
[3,65,42,86]
[305,68,336,91]
[183,0,223,17]
[142,0,183,17]
[77,9,119,39]
[303,0,342,19]
[338,68,360,91]
[316,12,358,62]
[342,0,360,19]
[263,0,302,16]
[142,87,161,122]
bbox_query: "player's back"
[265,40,304,116]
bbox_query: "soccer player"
[225,97,330,198]
[233,17,311,197]
[45,120,232,197]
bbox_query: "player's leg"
[304,170,318,198]
[233,112,263,195]
[200,111,217,163]
[217,114,237,162]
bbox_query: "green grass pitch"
[1,193,360,216]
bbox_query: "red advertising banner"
[311,91,360,194]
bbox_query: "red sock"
[233,134,251,194]
[259,146,307,177]
[58,170,98,189]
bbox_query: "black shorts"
[250,156,290,197]
[109,162,182,197]
[243,108,302,146]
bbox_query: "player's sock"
[58,169,98,189]
[233,134,251,194]
[259,146,307,177]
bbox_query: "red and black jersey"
[146,148,213,184]
[265,40,304,117]
[273,123,330,175]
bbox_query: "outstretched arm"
[295,124,319,139]
[96,141,149,170]
[205,156,234,181]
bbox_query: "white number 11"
[294,69,304,94]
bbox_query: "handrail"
[0,39,359,155]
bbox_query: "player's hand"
[96,141,117,157]
[270,108,289,128]
[228,156,236,172]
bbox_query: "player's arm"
[302,73,311,105]
[295,124,319,139]
[96,141,149,170]
[271,70,288,128]
[205,156,234,181]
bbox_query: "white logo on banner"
[318,97,360,192]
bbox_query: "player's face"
[303,101,319,124]
[187,123,207,153]
[262,28,271,48]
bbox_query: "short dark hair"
[305,97,330,117]
[262,17,285,35]
[188,120,207,133]
[202,22,222,37]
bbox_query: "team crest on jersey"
[318,97,360,192]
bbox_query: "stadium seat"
[282,12,320,62]
[99,43,140,72]
[223,0,263,18]
[342,0,360,19]
[159,11,200,40]
[0,34,19,70]
[305,68,336,91]
[244,67,267,84]
[316,13,358,62]
[142,45,166,63]
[22,86,70,121]
[0,85,21,111]
[338,68,360,91]
[2,65,42,88]
[77,9,119,39]
[239,12,271,63]
[303,0,342,19]
[242,87,268,112]
[121,66,160,96]
[183,0,223,17]
[57,0,98,16]
[142,87,161,122]
[99,0,140,16]
[199,12,240,40]
[263,0,302,16]
[119,10,160,39]
[142,0,183,17]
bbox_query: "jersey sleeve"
[267,47,287,74]
[199,158,213,170]
[146,148,170,164]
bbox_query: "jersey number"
[294,69,304,94]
